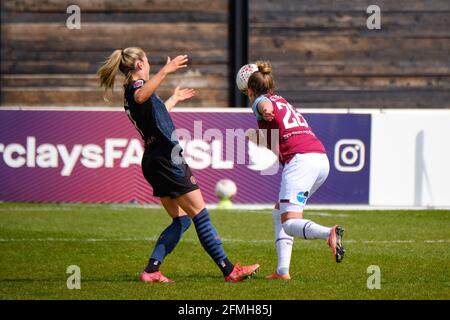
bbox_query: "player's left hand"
[173,86,196,102]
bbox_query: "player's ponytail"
[97,47,146,101]
[98,49,122,100]
[248,60,275,97]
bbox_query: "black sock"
[219,257,234,277]
[144,259,161,273]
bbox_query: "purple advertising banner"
[0,109,370,204]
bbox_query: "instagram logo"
[334,139,365,172]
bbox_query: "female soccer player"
[97,47,259,283]
[243,61,345,280]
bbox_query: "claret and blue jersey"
[251,93,326,164]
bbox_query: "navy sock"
[145,215,191,273]
[145,259,161,273]
[193,208,234,276]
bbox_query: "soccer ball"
[215,179,237,200]
[215,179,237,210]
[236,64,258,93]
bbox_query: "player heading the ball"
[237,61,346,280]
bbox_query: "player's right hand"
[163,55,188,74]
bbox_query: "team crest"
[190,176,197,185]
[133,79,144,88]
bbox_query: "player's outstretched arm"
[134,55,188,104]
[165,86,196,111]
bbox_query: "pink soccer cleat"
[224,263,260,282]
[140,271,174,283]
[265,272,291,280]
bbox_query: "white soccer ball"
[215,179,238,199]
[236,63,258,93]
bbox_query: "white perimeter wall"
[370,110,450,207]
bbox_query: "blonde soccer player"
[98,47,259,283]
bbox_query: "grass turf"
[0,202,449,300]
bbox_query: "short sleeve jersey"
[252,94,326,164]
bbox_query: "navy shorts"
[141,151,199,199]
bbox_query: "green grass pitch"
[0,202,449,300]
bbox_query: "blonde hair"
[97,47,146,100]
[247,60,274,97]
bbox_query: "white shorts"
[278,153,329,213]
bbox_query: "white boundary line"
[0,106,123,112]
[0,237,448,244]
[208,204,450,210]
[1,203,449,211]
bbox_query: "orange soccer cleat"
[265,272,291,280]
[140,271,174,283]
[224,263,260,282]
